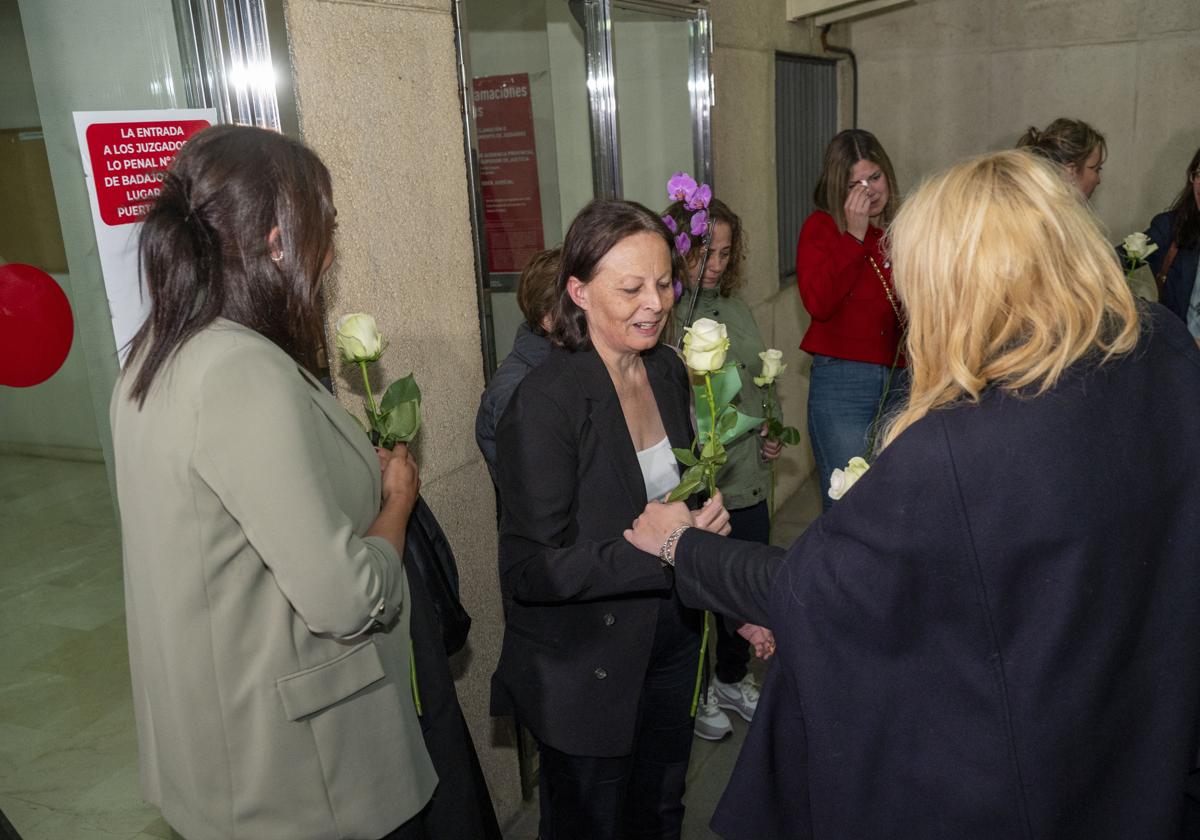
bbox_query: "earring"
[270,252,283,263]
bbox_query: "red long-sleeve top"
[796,210,905,367]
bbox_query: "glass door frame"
[456,0,714,377]
[170,0,294,133]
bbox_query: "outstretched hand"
[738,623,776,660]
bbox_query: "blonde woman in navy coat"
[626,151,1200,840]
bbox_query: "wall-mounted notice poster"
[73,109,216,363]
[473,73,545,273]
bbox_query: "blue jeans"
[807,354,907,512]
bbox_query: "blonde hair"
[879,150,1140,450]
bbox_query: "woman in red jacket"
[796,129,905,509]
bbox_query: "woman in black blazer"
[492,199,730,840]
[627,151,1200,839]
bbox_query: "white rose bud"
[335,313,386,363]
[827,456,870,501]
[682,318,730,373]
[1122,232,1158,262]
[753,348,787,387]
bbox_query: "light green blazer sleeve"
[193,343,403,638]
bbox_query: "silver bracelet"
[658,523,692,567]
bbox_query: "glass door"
[460,0,712,376]
[611,1,712,212]
[0,2,289,836]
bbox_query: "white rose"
[682,318,730,373]
[827,456,870,501]
[1122,232,1158,262]
[335,313,385,362]
[753,348,787,387]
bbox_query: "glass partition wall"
[459,0,712,375]
[0,2,287,837]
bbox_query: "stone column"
[284,0,519,822]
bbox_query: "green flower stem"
[690,611,711,717]
[358,360,379,419]
[765,383,776,530]
[702,372,718,498]
[691,369,720,717]
[410,639,422,716]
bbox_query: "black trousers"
[536,594,700,840]
[713,501,771,685]
[382,566,502,840]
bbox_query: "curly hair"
[661,197,746,297]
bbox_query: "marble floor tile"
[0,794,56,836]
[1,453,820,840]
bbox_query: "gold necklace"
[867,254,904,324]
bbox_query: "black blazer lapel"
[645,344,693,455]
[571,348,648,512]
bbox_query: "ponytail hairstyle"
[1168,145,1200,250]
[127,124,336,406]
[1016,118,1106,173]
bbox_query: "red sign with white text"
[84,119,211,226]
[473,74,544,273]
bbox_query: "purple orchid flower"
[685,182,712,211]
[689,210,708,237]
[661,214,677,234]
[667,171,698,203]
[673,278,683,301]
[675,231,692,255]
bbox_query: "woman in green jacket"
[665,197,785,741]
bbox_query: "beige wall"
[708,0,849,502]
[283,0,520,824]
[850,0,1200,241]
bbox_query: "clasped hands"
[624,492,776,661]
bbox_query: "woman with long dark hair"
[1130,145,1200,340]
[112,124,498,840]
[797,129,905,508]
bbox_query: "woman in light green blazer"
[111,126,497,840]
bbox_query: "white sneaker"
[693,687,732,741]
[713,675,760,723]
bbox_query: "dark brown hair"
[550,199,681,351]
[126,124,335,406]
[1169,146,1200,251]
[661,197,746,297]
[516,246,562,335]
[1017,118,1106,171]
[812,129,900,232]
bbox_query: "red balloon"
[0,263,75,388]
